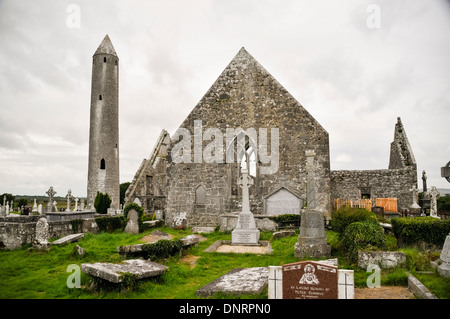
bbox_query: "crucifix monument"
[231,168,260,245]
[46,186,57,213]
[294,150,331,258]
[66,189,73,212]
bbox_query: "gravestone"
[33,217,50,249]
[429,186,440,218]
[124,209,140,234]
[37,204,42,215]
[231,169,260,245]
[282,260,338,299]
[265,187,302,215]
[294,150,331,258]
[437,233,450,278]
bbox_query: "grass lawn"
[0,227,449,299]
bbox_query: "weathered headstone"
[437,233,450,278]
[74,197,79,211]
[37,204,42,215]
[124,209,140,234]
[231,169,260,245]
[429,186,440,218]
[282,260,338,299]
[294,150,331,258]
[80,199,85,211]
[265,187,302,215]
[33,217,50,249]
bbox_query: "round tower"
[87,34,120,210]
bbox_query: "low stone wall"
[219,213,278,232]
[0,216,98,250]
[45,211,96,222]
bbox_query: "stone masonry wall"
[165,48,331,227]
[0,216,98,250]
[330,166,417,211]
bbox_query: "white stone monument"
[437,233,450,278]
[66,189,73,212]
[429,186,440,218]
[32,198,38,213]
[231,169,260,245]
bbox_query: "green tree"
[94,192,112,214]
[438,194,450,212]
[1,193,14,205]
[120,182,131,205]
[16,198,28,208]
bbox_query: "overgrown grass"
[0,227,449,299]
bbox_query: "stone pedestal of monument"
[232,211,260,245]
[294,208,331,258]
[231,169,260,246]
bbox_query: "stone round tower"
[87,34,120,210]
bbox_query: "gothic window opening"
[100,158,105,170]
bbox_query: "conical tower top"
[94,34,117,57]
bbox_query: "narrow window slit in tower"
[99,95,102,100]
[115,60,118,66]
[100,158,106,170]
[104,57,107,63]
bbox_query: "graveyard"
[1,201,450,299]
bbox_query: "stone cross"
[422,170,428,192]
[74,197,79,211]
[429,186,441,218]
[46,186,57,212]
[238,169,253,212]
[66,189,73,212]
[306,150,317,209]
[441,161,450,183]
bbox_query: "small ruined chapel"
[123,45,418,227]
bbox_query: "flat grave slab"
[204,240,272,254]
[196,267,268,297]
[81,259,168,283]
[51,233,84,245]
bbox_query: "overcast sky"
[1,0,449,198]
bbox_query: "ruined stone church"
[124,47,417,227]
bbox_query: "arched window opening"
[195,185,206,205]
[100,158,106,170]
